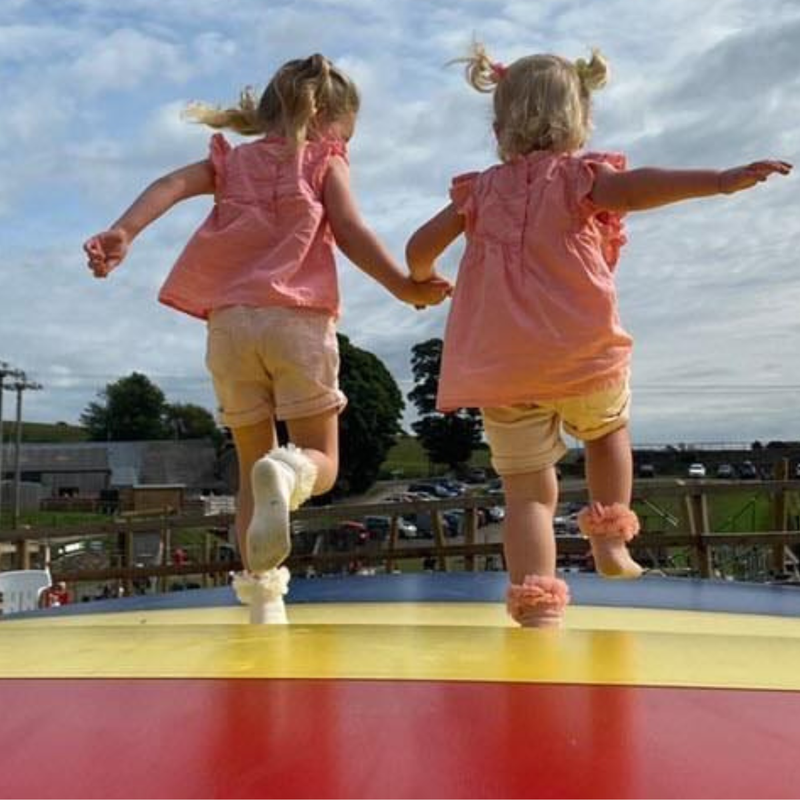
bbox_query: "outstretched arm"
[324,157,452,307]
[406,203,464,283]
[590,160,792,213]
[84,160,215,277]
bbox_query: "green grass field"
[1,421,89,443]
[380,435,492,479]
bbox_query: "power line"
[0,369,43,531]
[635,384,800,395]
[0,362,26,530]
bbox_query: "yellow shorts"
[482,381,631,476]
[205,306,347,429]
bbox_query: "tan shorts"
[205,305,347,429]
[482,381,631,476]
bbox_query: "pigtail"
[273,54,328,145]
[183,88,264,136]
[185,55,358,150]
[574,49,609,93]
[451,41,505,94]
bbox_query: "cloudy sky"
[1,0,799,446]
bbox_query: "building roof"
[0,442,109,472]
[0,440,223,490]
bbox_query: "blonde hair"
[184,54,360,147]
[455,42,608,161]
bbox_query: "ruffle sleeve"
[575,151,628,270]
[309,137,349,194]
[449,171,479,232]
[208,133,231,199]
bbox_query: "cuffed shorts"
[482,380,630,476]
[205,305,347,429]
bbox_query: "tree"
[408,338,483,469]
[165,402,222,446]
[81,372,170,441]
[335,334,404,495]
[82,374,222,442]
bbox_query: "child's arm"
[324,157,452,307]
[590,160,792,213]
[84,160,215,277]
[406,203,464,282]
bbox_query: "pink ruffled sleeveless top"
[437,151,633,412]
[158,133,347,320]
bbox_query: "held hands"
[83,228,131,278]
[719,160,792,195]
[404,271,453,310]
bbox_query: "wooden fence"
[2,477,800,598]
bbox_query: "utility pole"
[6,373,43,530]
[0,362,24,530]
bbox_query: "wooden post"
[203,532,213,588]
[15,538,30,570]
[386,515,399,574]
[464,507,477,572]
[161,518,171,594]
[772,460,789,575]
[124,527,135,597]
[431,511,447,571]
[684,487,712,578]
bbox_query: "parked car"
[430,477,467,495]
[481,505,505,523]
[397,518,420,538]
[554,513,580,535]
[443,510,465,536]
[406,492,440,501]
[796,463,800,478]
[329,521,369,551]
[384,492,418,503]
[687,463,706,479]
[486,478,504,495]
[715,463,735,479]
[738,461,759,480]
[403,511,457,538]
[363,515,390,541]
[459,467,488,484]
[363,515,418,540]
[407,481,459,498]
[637,463,656,478]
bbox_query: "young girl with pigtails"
[84,54,451,624]
[406,43,790,627]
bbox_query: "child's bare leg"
[285,408,339,496]
[585,425,632,506]
[502,467,559,584]
[582,425,642,578]
[503,467,570,627]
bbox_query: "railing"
[1,478,800,599]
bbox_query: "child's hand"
[402,275,453,309]
[83,228,130,278]
[719,160,792,195]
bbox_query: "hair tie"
[490,62,508,80]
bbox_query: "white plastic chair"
[0,569,52,615]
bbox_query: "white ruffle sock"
[246,444,318,573]
[233,567,291,624]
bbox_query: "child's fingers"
[751,160,792,177]
[83,238,103,258]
